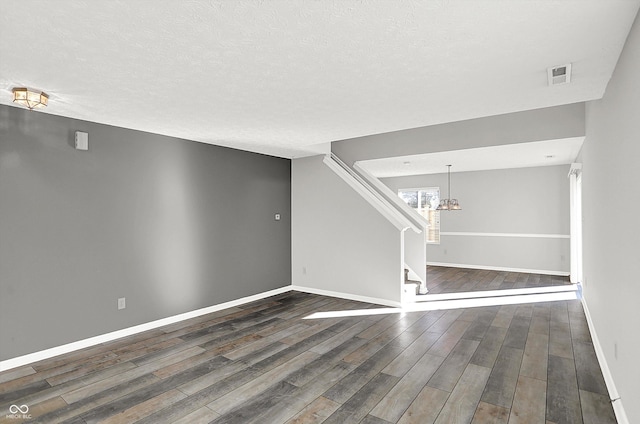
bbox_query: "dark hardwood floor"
[0,267,615,423]
[425,266,572,294]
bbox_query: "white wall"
[383,165,570,274]
[582,10,640,423]
[292,155,402,305]
[403,228,426,286]
[352,163,428,287]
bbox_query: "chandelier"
[436,165,462,211]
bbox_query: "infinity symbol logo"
[9,404,29,414]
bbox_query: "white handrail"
[323,154,420,233]
[353,162,429,231]
[329,154,422,233]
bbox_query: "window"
[398,187,440,244]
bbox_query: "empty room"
[1,1,639,423]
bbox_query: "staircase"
[294,153,429,305]
[404,268,425,300]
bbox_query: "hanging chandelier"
[436,165,462,211]
[12,87,49,110]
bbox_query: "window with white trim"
[398,187,440,244]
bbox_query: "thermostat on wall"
[75,131,89,150]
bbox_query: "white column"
[576,172,583,283]
[568,163,582,284]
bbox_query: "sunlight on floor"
[303,286,579,320]
[417,284,578,302]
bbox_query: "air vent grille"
[548,64,572,86]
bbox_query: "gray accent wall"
[583,10,640,423]
[382,165,570,274]
[0,105,291,360]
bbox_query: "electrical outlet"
[118,297,126,310]
[274,213,281,221]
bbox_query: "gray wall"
[382,165,570,274]
[332,103,585,166]
[582,10,640,423]
[0,105,291,360]
[292,155,402,305]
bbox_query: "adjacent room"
[1,1,639,423]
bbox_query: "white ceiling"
[357,137,585,178]
[1,1,638,158]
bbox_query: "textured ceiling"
[1,1,638,158]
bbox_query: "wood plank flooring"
[425,266,572,294]
[0,267,615,423]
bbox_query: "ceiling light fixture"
[12,87,49,110]
[436,165,462,211]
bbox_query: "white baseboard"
[0,286,292,372]
[581,297,628,424]
[427,262,570,277]
[290,285,401,308]
[0,285,402,372]
[440,231,570,239]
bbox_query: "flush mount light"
[12,87,49,110]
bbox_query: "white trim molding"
[568,162,583,177]
[352,161,429,230]
[0,286,292,372]
[323,154,416,233]
[440,232,570,239]
[290,285,402,308]
[427,261,570,276]
[0,284,402,372]
[581,297,628,424]
[568,165,583,284]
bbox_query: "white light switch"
[118,297,126,310]
[75,131,89,150]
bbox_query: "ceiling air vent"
[548,64,572,86]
